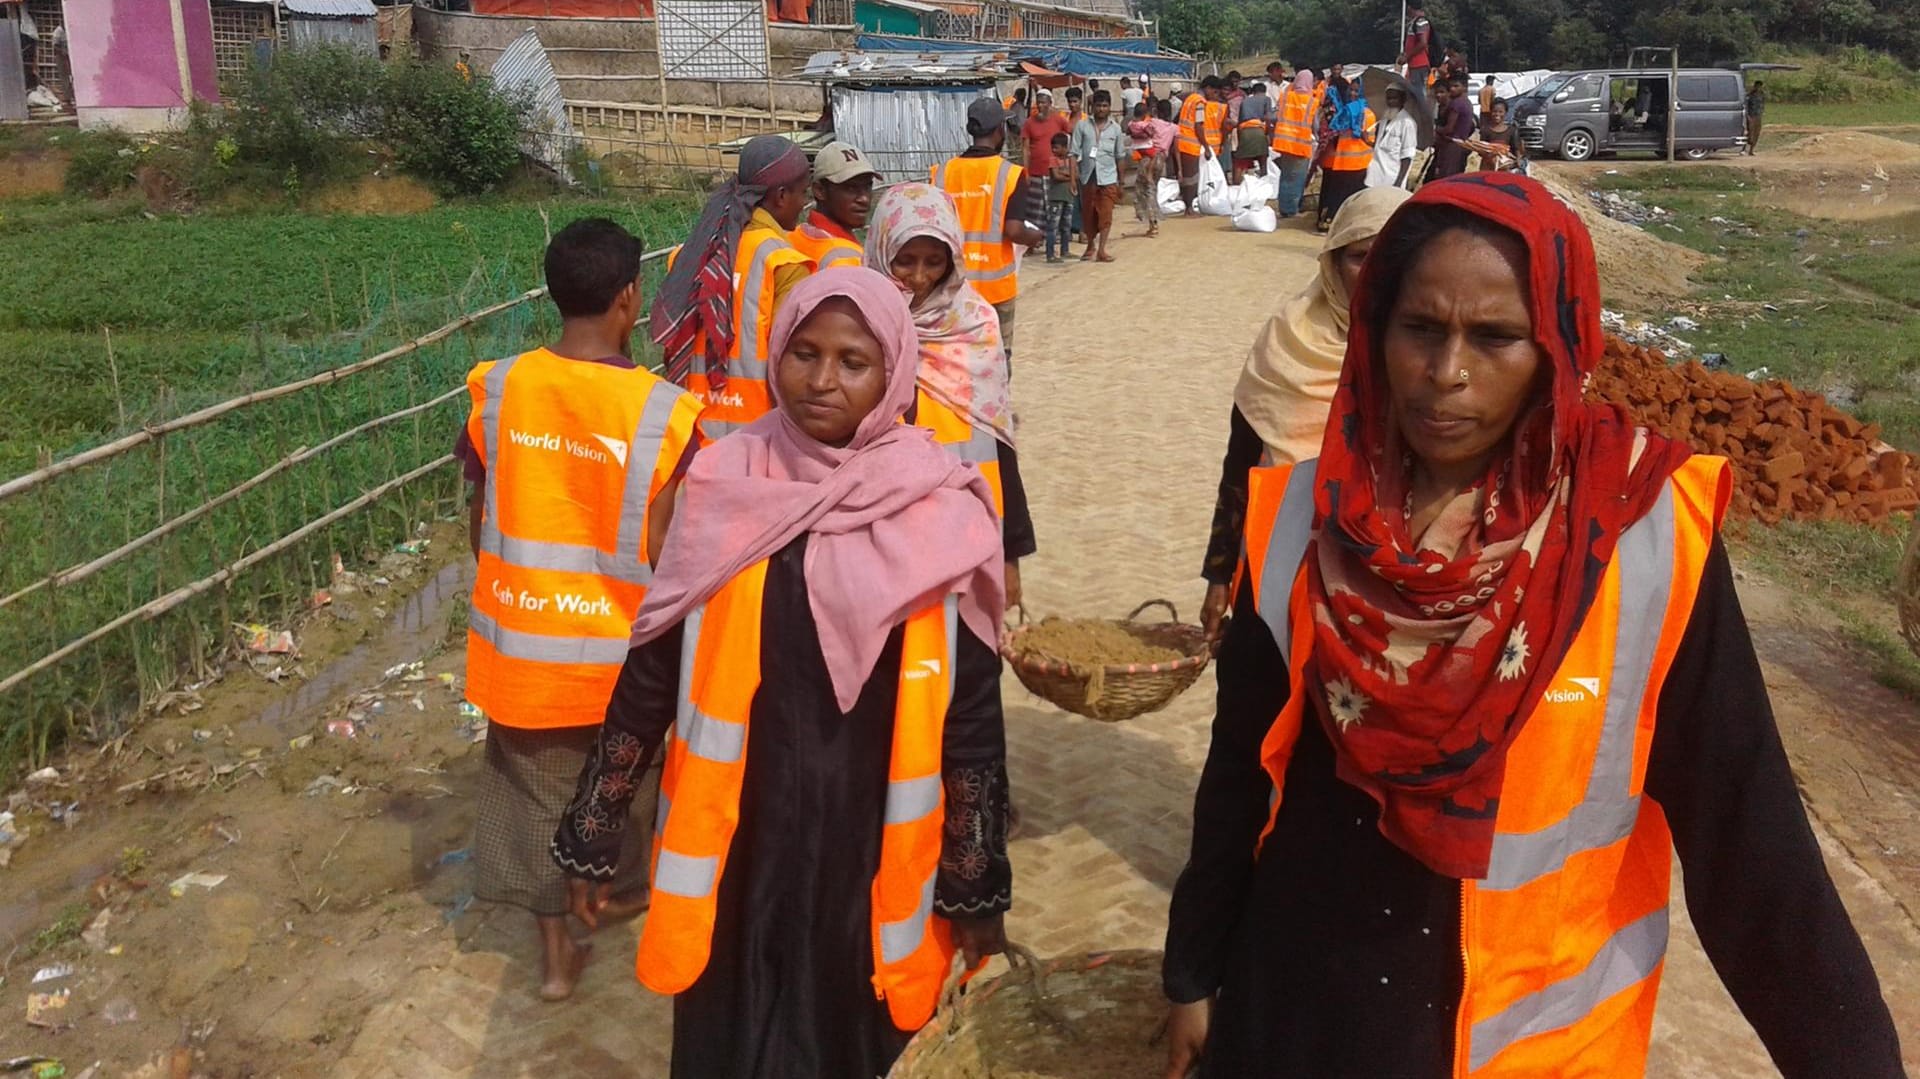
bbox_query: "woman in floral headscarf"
[1161,174,1899,1078]
[866,181,1037,608]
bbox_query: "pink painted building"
[65,0,222,130]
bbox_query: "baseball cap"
[967,97,1008,135]
[812,140,880,184]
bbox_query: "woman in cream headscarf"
[1198,185,1411,639]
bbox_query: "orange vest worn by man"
[932,97,1039,363]
[665,218,811,440]
[789,139,879,272]
[656,135,814,441]
[1240,455,1732,1076]
[637,562,965,1031]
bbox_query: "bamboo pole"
[0,386,467,614]
[0,289,544,504]
[0,455,454,697]
[5,244,677,504]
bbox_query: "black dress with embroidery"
[553,536,1013,1079]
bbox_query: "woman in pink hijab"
[553,267,1012,1079]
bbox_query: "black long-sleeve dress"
[1202,406,1264,586]
[1164,540,1903,1077]
[553,537,1013,1079]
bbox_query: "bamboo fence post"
[104,326,127,429]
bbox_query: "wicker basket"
[889,947,1166,1079]
[1898,513,1920,658]
[1002,600,1211,723]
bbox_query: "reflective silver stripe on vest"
[957,425,999,465]
[1468,908,1670,1071]
[734,237,790,380]
[478,355,518,530]
[1480,484,1675,892]
[608,381,685,579]
[884,774,942,825]
[477,358,679,586]
[1255,459,1320,666]
[654,848,721,899]
[818,247,861,269]
[880,873,937,964]
[668,603,747,764]
[469,608,632,666]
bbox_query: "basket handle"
[931,940,1061,1043]
[1126,599,1180,624]
[1006,601,1031,630]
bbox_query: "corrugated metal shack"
[798,48,1006,181]
[284,0,377,53]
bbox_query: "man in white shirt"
[1367,86,1420,190]
[1120,76,1145,118]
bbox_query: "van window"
[1679,74,1741,103]
[1559,73,1605,102]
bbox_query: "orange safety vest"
[789,212,863,271]
[463,351,704,729]
[1239,454,1730,1077]
[1271,88,1314,157]
[1176,95,1226,157]
[915,388,1004,516]
[1330,107,1376,171]
[636,561,963,1030]
[667,226,812,440]
[930,155,1025,307]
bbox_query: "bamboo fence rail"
[0,456,453,697]
[0,241,689,710]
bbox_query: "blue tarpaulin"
[852,34,1194,79]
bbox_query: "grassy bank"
[1591,164,1920,688]
[0,189,698,777]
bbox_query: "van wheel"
[1560,129,1596,162]
[1682,147,1713,161]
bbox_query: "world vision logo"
[1544,677,1602,704]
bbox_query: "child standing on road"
[1044,132,1078,263]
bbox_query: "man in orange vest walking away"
[458,218,706,1003]
[789,139,879,271]
[932,98,1045,368]
[652,135,814,440]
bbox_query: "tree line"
[1144,0,1919,74]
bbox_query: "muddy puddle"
[243,559,472,741]
[1764,185,1920,222]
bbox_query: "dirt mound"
[1532,167,1710,312]
[307,173,438,216]
[1772,130,1920,166]
[1590,334,1919,524]
[0,148,69,200]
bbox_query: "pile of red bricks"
[1589,335,1920,524]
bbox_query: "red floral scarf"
[1306,173,1691,880]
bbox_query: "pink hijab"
[864,182,1015,446]
[628,266,1005,712]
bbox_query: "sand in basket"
[1010,618,1183,708]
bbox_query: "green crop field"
[0,190,698,776]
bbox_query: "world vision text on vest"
[464,349,704,730]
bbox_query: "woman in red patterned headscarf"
[1161,174,1900,1079]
